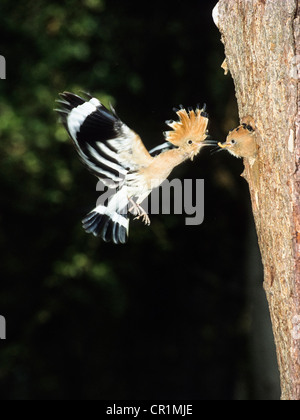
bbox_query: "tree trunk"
[213,0,300,400]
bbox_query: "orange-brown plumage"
[218,123,257,159]
[165,107,209,147]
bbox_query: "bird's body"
[56,92,211,244]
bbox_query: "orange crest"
[164,106,209,146]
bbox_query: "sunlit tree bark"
[213,0,300,400]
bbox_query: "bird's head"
[164,106,211,160]
[218,123,257,158]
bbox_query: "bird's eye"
[230,139,237,145]
[187,140,193,145]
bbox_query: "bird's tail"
[82,204,129,244]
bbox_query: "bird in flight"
[55,92,213,244]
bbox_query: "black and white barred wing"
[55,92,152,187]
[55,92,154,244]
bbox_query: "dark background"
[0,0,280,400]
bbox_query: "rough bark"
[214,0,300,400]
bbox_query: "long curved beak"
[202,139,218,146]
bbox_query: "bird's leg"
[128,198,151,226]
[135,205,151,226]
[128,198,140,216]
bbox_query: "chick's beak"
[218,141,230,149]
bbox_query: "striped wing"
[55,92,153,187]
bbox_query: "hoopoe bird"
[55,92,213,244]
[218,123,257,159]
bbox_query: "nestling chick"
[55,93,213,244]
[218,123,258,159]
